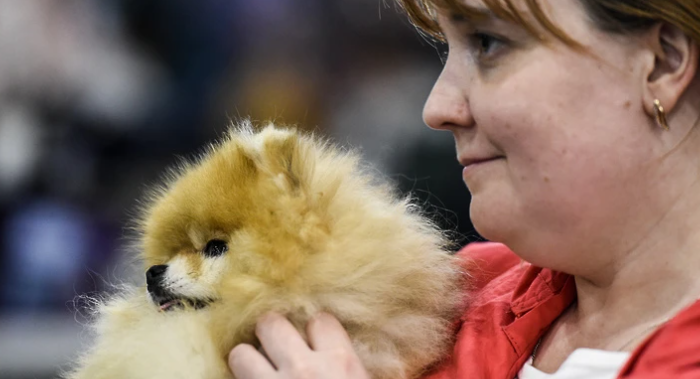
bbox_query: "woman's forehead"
[398,0,586,46]
[437,0,584,47]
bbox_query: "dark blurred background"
[0,1,481,378]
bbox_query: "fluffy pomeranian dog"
[65,122,468,379]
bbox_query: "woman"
[228,0,700,378]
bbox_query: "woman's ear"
[643,23,699,118]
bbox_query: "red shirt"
[424,242,700,379]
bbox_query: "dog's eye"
[203,239,228,257]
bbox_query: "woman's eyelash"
[434,42,449,64]
[436,32,506,64]
[470,32,503,56]
[439,48,449,63]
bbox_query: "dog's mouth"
[158,296,209,312]
[149,290,212,312]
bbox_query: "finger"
[229,343,277,379]
[256,312,311,368]
[307,312,354,351]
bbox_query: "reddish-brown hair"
[395,0,700,46]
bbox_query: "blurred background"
[0,1,481,378]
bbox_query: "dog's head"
[137,124,333,312]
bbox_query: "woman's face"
[425,0,669,271]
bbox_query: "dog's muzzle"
[146,264,210,311]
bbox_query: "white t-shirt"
[517,348,631,379]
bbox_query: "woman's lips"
[461,157,502,178]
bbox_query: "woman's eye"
[203,239,228,257]
[471,32,505,59]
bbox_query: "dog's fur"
[65,123,468,379]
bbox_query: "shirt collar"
[505,265,576,356]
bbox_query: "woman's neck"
[575,175,700,330]
[534,171,700,374]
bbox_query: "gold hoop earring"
[654,99,670,131]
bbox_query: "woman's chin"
[469,204,514,245]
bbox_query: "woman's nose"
[423,65,472,131]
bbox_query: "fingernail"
[259,311,280,323]
[228,345,242,366]
[312,311,331,323]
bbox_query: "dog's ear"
[260,126,309,192]
[232,143,259,177]
[221,124,261,177]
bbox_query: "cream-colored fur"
[65,122,468,379]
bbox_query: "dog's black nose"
[146,265,168,285]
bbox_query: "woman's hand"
[228,312,371,379]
